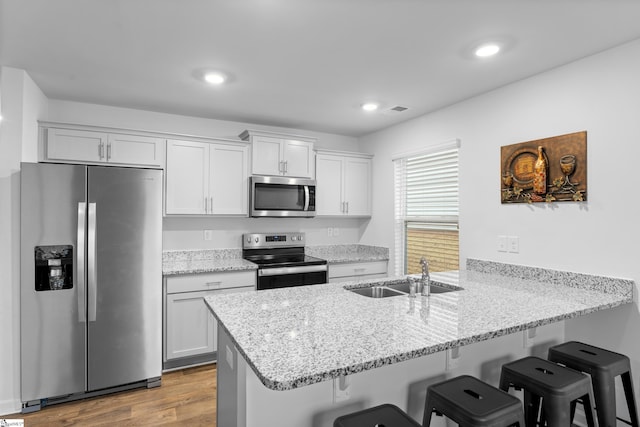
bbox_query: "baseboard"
[0,398,22,417]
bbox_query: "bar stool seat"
[548,341,639,427]
[423,375,525,427]
[333,403,421,427]
[499,356,596,427]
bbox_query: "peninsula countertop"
[204,259,634,391]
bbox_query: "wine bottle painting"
[501,131,587,204]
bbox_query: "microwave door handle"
[303,186,310,211]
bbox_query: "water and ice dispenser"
[34,245,73,291]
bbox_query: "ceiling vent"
[382,105,410,116]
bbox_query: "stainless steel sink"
[348,286,405,298]
[346,281,462,298]
[386,281,462,294]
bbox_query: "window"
[393,140,460,275]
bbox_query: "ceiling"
[2,0,640,137]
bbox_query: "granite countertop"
[205,259,634,391]
[306,244,389,264]
[163,244,389,275]
[163,249,256,276]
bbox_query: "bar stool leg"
[622,372,640,427]
[523,391,541,427]
[583,393,597,427]
[592,372,618,427]
[423,396,434,427]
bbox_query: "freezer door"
[20,163,87,402]
[86,166,162,390]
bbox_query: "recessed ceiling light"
[362,102,379,112]
[203,72,226,85]
[475,43,500,58]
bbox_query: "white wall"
[360,38,640,401]
[47,100,367,250]
[0,66,48,415]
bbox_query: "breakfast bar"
[205,259,633,426]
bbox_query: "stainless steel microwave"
[250,176,316,217]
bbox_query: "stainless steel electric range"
[242,232,327,290]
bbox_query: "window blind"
[393,140,459,275]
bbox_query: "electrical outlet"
[508,236,519,253]
[327,228,333,237]
[333,375,351,402]
[333,227,340,237]
[523,327,536,348]
[204,230,213,241]
[446,347,461,370]
[497,235,507,252]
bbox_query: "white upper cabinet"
[165,140,209,215]
[239,130,316,178]
[165,139,248,216]
[316,150,373,217]
[44,126,164,167]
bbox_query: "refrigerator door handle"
[88,202,98,322]
[77,202,87,322]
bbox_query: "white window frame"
[393,139,460,276]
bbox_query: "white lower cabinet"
[328,260,388,283]
[164,270,255,369]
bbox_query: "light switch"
[204,230,213,241]
[508,236,519,253]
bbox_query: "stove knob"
[246,237,251,244]
[255,237,260,243]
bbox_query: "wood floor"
[4,364,217,426]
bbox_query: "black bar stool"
[499,356,597,427]
[548,341,640,427]
[423,375,525,427]
[333,403,421,427]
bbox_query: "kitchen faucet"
[420,257,430,296]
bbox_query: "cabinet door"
[165,139,209,214]
[251,136,283,176]
[344,157,372,216]
[107,134,163,167]
[210,143,249,215]
[316,155,344,216]
[46,128,107,163]
[166,290,216,360]
[283,139,314,178]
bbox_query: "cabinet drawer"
[328,261,388,279]
[166,270,256,294]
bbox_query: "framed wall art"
[501,131,587,204]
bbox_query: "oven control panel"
[243,232,305,249]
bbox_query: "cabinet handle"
[107,143,112,160]
[99,143,104,159]
[341,201,345,213]
[204,197,208,214]
[284,160,288,174]
[354,268,366,273]
[205,281,222,289]
[210,197,213,214]
[346,202,349,214]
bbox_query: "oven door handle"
[259,264,327,276]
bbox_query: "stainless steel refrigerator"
[20,162,162,412]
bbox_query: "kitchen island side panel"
[218,322,565,427]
